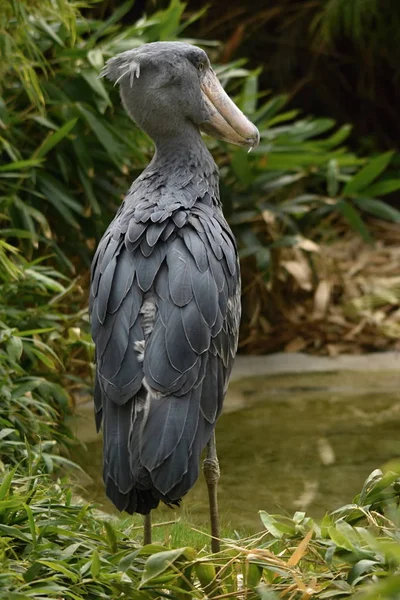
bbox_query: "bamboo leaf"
[34,118,78,158]
[77,105,124,169]
[0,468,17,500]
[0,159,43,172]
[141,548,195,585]
[337,200,372,242]
[353,197,400,223]
[81,70,111,105]
[362,179,400,197]
[343,151,394,194]
[7,336,23,361]
[90,549,101,579]
[29,348,57,370]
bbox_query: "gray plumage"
[89,42,258,515]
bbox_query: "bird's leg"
[143,512,152,545]
[203,431,221,553]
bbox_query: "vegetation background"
[1,0,400,598]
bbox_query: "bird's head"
[101,42,259,149]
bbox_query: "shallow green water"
[71,369,400,532]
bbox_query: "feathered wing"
[90,193,240,514]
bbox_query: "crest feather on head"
[100,50,142,85]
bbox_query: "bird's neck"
[144,126,220,200]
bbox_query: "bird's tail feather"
[102,393,159,514]
[102,368,218,514]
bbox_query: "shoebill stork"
[90,42,259,552]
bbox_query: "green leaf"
[348,559,378,585]
[23,503,37,545]
[343,151,394,195]
[7,336,23,361]
[141,547,195,586]
[337,200,372,242]
[362,179,400,197]
[37,560,79,582]
[0,467,17,501]
[327,159,339,197]
[37,18,65,47]
[231,150,253,186]
[353,197,400,223]
[254,95,288,124]
[29,348,56,370]
[34,118,78,158]
[0,524,30,542]
[259,512,283,538]
[90,549,100,579]
[319,124,352,149]
[77,105,124,169]
[38,175,83,228]
[81,70,111,105]
[103,520,118,553]
[24,269,65,293]
[0,159,43,172]
[327,525,355,551]
[240,72,260,115]
[86,0,135,46]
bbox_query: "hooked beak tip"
[246,128,260,151]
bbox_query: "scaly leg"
[203,431,221,553]
[144,512,152,545]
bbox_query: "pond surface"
[70,368,400,533]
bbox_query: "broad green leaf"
[343,151,394,194]
[353,197,400,223]
[7,336,23,361]
[337,200,372,242]
[90,549,100,578]
[119,550,141,571]
[348,559,378,585]
[141,547,195,585]
[327,525,355,551]
[259,512,283,538]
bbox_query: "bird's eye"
[198,62,204,72]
